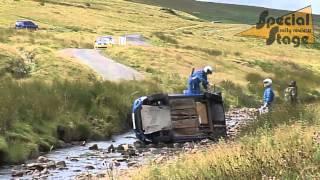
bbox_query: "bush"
[183,45,222,56]
[39,0,46,6]
[0,136,8,164]
[5,58,33,78]
[152,32,178,44]
[220,80,259,107]
[160,8,177,15]
[0,28,15,43]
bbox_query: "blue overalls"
[184,70,208,95]
[263,87,275,106]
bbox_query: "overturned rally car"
[132,92,227,143]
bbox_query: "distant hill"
[128,0,320,25]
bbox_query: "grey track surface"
[60,49,144,81]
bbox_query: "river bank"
[0,108,257,179]
[0,78,159,165]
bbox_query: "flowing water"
[0,131,137,180]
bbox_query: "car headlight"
[132,113,136,129]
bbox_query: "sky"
[198,0,320,15]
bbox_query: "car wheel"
[150,130,173,143]
[147,93,168,102]
[209,127,227,140]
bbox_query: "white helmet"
[263,78,272,87]
[204,66,213,74]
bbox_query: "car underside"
[132,92,227,143]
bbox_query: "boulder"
[107,144,115,153]
[200,139,209,145]
[11,170,25,177]
[41,168,49,175]
[133,141,145,149]
[115,158,127,162]
[137,148,143,154]
[173,143,183,148]
[113,161,121,167]
[56,161,67,168]
[128,149,137,156]
[146,144,156,148]
[26,163,45,171]
[89,144,99,150]
[85,165,95,170]
[116,144,125,152]
[70,158,79,162]
[127,161,137,167]
[183,142,194,149]
[32,169,40,177]
[44,161,56,169]
[97,173,106,178]
[149,148,161,154]
[37,156,49,163]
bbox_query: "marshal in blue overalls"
[184,66,213,95]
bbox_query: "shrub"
[0,28,16,43]
[160,8,177,15]
[234,51,241,56]
[39,0,46,6]
[183,45,222,56]
[6,58,32,78]
[220,80,259,107]
[0,136,8,164]
[152,32,178,44]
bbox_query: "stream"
[0,131,139,180]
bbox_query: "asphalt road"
[60,49,144,81]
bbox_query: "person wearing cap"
[184,66,213,95]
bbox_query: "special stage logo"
[238,6,315,47]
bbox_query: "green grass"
[130,104,320,179]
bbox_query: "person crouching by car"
[184,66,213,95]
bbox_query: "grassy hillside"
[128,0,320,25]
[0,0,320,166]
[0,0,199,80]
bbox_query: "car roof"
[97,36,112,39]
[16,20,34,22]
